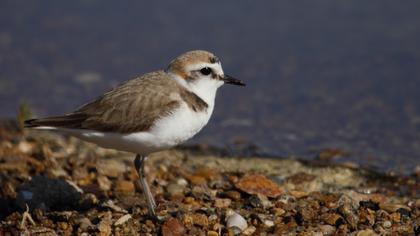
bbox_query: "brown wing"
[25,71,182,133]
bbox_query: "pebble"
[192,213,209,227]
[207,230,219,236]
[166,183,185,197]
[318,224,336,235]
[274,208,286,216]
[114,214,132,226]
[96,159,126,178]
[382,220,392,228]
[76,217,93,231]
[379,202,410,213]
[97,175,112,191]
[214,198,231,208]
[235,174,283,198]
[324,213,344,226]
[162,217,186,236]
[226,210,248,235]
[290,190,309,198]
[115,180,134,193]
[242,226,256,235]
[264,220,274,227]
[188,175,207,185]
[225,191,241,201]
[355,229,379,236]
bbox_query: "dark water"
[1,1,420,174]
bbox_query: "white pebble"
[226,210,248,235]
[114,214,132,226]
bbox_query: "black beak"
[222,75,246,86]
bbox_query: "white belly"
[56,103,213,155]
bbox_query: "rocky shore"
[0,124,419,235]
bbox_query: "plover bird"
[25,50,245,217]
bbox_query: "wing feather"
[25,71,182,133]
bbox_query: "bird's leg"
[134,154,157,218]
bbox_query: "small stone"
[355,229,379,236]
[226,210,247,235]
[382,220,392,228]
[274,208,286,216]
[162,217,186,236]
[318,224,336,235]
[114,214,132,226]
[192,213,209,227]
[184,196,196,204]
[379,202,410,213]
[290,190,308,199]
[235,174,282,198]
[207,230,219,236]
[97,211,112,236]
[176,178,188,186]
[97,175,112,191]
[324,213,344,226]
[389,212,401,223]
[242,226,256,235]
[101,200,127,213]
[96,159,127,178]
[187,175,207,185]
[264,220,274,227]
[167,183,185,198]
[76,217,93,231]
[225,191,241,201]
[58,222,68,230]
[337,195,359,230]
[115,180,135,193]
[215,198,231,208]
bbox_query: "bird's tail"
[24,113,87,129]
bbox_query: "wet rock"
[235,174,282,198]
[15,176,82,211]
[162,217,186,236]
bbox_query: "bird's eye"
[200,67,212,76]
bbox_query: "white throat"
[170,73,223,108]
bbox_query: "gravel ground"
[0,123,419,235]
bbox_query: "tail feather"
[24,113,87,129]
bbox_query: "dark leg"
[134,154,156,218]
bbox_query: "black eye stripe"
[200,67,212,76]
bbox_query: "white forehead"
[186,62,224,75]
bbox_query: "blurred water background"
[1,1,419,174]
